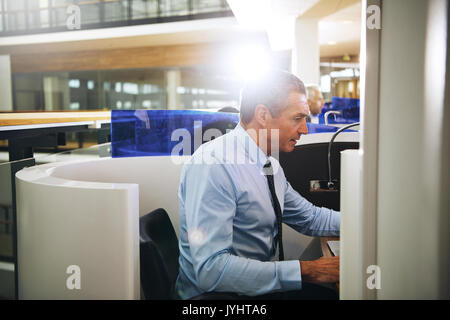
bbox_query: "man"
[306,84,325,124]
[175,70,340,300]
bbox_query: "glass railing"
[0,0,232,36]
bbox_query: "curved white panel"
[16,156,189,299]
[296,131,359,146]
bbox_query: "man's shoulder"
[189,130,241,164]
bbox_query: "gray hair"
[239,70,306,124]
[306,84,321,99]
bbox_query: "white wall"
[376,0,449,299]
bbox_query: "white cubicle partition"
[339,149,363,299]
[15,131,359,299]
[15,156,188,299]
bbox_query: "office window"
[4,0,25,11]
[79,1,100,25]
[179,67,240,110]
[52,0,71,5]
[70,102,80,110]
[87,80,95,90]
[13,73,44,111]
[0,0,232,35]
[28,10,40,29]
[193,0,228,14]
[159,0,189,17]
[320,61,360,100]
[104,0,128,23]
[102,68,166,109]
[69,79,80,88]
[123,83,138,95]
[12,66,241,111]
[5,0,27,32]
[142,100,151,108]
[52,6,67,28]
[39,9,50,28]
[124,101,132,109]
[131,0,159,20]
[39,0,49,8]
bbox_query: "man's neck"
[239,121,270,156]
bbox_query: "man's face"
[308,89,325,116]
[267,91,309,153]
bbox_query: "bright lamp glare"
[227,0,270,29]
[267,16,295,51]
[232,46,272,81]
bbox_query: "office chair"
[139,208,180,299]
[139,208,241,300]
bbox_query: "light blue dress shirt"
[175,123,340,299]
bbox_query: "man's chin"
[281,144,296,153]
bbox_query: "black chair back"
[139,208,180,299]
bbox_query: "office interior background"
[0,0,448,300]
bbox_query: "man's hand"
[300,256,340,284]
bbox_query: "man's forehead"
[286,92,309,113]
[288,91,307,102]
[299,92,308,103]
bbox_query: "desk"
[0,111,110,127]
[0,111,111,161]
[320,236,340,294]
[320,236,339,257]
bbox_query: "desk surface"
[320,236,340,293]
[0,111,111,127]
[321,236,339,257]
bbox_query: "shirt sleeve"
[282,181,340,237]
[183,160,302,296]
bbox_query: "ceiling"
[319,1,361,57]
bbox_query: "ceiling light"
[266,16,295,51]
[232,45,272,82]
[227,0,270,29]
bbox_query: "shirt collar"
[233,122,270,170]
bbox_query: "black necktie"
[263,160,284,261]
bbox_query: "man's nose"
[298,119,308,135]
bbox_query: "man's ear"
[253,104,271,127]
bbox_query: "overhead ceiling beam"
[300,0,361,19]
